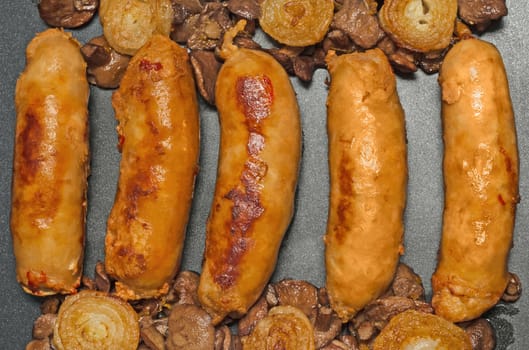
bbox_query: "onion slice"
[259,0,334,47]
[373,310,472,350]
[52,290,140,350]
[242,305,316,349]
[378,0,457,52]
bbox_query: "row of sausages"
[11,21,518,329]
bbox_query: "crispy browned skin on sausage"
[11,29,89,296]
[432,38,518,322]
[105,34,200,300]
[324,49,407,322]
[198,21,301,324]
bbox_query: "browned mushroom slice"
[168,270,200,305]
[32,314,57,340]
[81,36,130,89]
[273,279,319,319]
[390,263,425,300]
[242,306,316,350]
[458,0,507,32]
[38,0,98,28]
[237,294,269,336]
[189,50,222,106]
[26,339,52,350]
[378,0,457,52]
[259,0,334,47]
[501,272,522,302]
[94,261,111,292]
[463,318,496,350]
[166,304,215,350]
[214,325,238,350]
[141,325,166,350]
[187,3,233,50]
[313,306,343,348]
[331,0,384,49]
[226,0,261,20]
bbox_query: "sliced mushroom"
[166,304,215,350]
[331,0,383,49]
[313,306,343,348]
[190,50,222,106]
[168,270,201,305]
[141,325,166,350]
[32,314,57,340]
[94,261,111,293]
[322,30,356,54]
[237,294,269,336]
[273,279,319,320]
[292,55,317,82]
[38,0,98,28]
[226,0,261,19]
[215,325,236,350]
[457,0,507,32]
[25,339,51,350]
[464,318,496,350]
[502,272,522,303]
[172,0,204,25]
[40,296,61,315]
[81,36,130,89]
[321,339,356,350]
[187,3,233,50]
[81,275,96,290]
[390,263,425,300]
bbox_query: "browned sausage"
[324,48,408,322]
[432,37,519,322]
[104,34,200,300]
[198,21,302,324]
[11,29,89,296]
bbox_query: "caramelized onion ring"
[259,0,334,47]
[373,310,472,350]
[242,305,316,349]
[52,290,139,350]
[379,0,457,52]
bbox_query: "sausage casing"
[324,49,407,322]
[105,34,200,300]
[11,29,89,296]
[432,38,518,322]
[198,21,302,324]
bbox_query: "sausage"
[197,20,302,324]
[10,29,89,296]
[324,49,408,322]
[104,34,200,300]
[432,37,518,322]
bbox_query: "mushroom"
[81,36,130,89]
[166,304,215,350]
[38,0,98,28]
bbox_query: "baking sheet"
[0,1,527,348]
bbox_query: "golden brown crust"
[432,38,518,322]
[11,28,89,296]
[324,49,407,322]
[198,31,301,324]
[105,34,200,300]
[379,0,458,52]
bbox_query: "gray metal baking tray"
[0,1,527,348]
